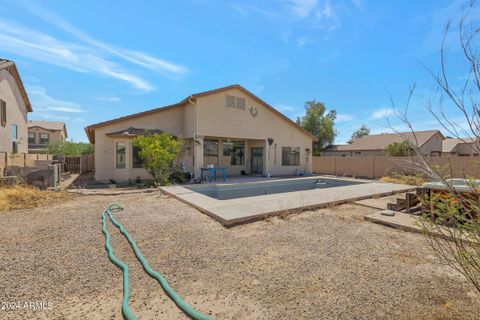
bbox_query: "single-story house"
[0,59,32,154]
[321,130,444,157]
[28,121,68,153]
[441,138,479,156]
[85,84,316,182]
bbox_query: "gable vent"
[225,94,246,110]
[226,95,236,108]
[236,97,246,110]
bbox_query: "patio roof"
[105,127,172,139]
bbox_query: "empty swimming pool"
[185,178,364,200]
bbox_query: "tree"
[351,125,370,140]
[391,1,480,294]
[133,133,184,186]
[384,141,414,157]
[46,141,93,156]
[297,100,336,155]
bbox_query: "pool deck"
[161,176,416,227]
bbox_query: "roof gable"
[85,84,317,143]
[28,121,67,137]
[0,59,32,112]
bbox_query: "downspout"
[188,97,197,176]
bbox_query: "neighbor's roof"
[84,84,317,143]
[442,137,477,153]
[323,130,443,152]
[28,120,67,137]
[0,59,32,112]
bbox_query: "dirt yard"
[0,191,478,319]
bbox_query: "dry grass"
[380,173,424,186]
[0,185,72,211]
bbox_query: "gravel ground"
[0,191,478,319]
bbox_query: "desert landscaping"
[1,190,478,320]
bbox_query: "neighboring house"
[27,121,68,153]
[0,59,32,154]
[85,84,316,182]
[321,130,444,157]
[441,138,479,156]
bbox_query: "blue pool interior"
[185,178,365,200]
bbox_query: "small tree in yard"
[384,141,414,157]
[297,100,337,155]
[391,1,480,295]
[133,133,184,186]
[46,141,93,156]
[350,125,370,140]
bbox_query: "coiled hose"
[102,204,213,320]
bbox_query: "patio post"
[193,136,204,179]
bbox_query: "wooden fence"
[1,152,94,175]
[312,155,480,179]
[0,152,53,173]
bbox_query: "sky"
[0,0,476,143]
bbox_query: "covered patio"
[192,136,273,178]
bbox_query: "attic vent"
[236,97,246,110]
[226,95,236,108]
[225,95,246,110]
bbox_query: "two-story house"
[28,121,68,153]
[0,59,32,154]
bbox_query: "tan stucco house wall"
[86,85,315,182]
[0,61,32,154]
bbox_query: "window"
[39,133,49,144]
[116,142,126,169]
[28,132,35,144]
[12,141,18,154]
[282,147,300,166]
[132,146,144,168]
[203,139,218,165]
[0,99,6,126]
[204,139,218,156]
[11,124,17,139]
[223,140,244,165]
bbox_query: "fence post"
[333,157,337,176]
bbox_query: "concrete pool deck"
[160,176,416,226]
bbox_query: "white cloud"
[336,113,354,122]
[16,0,188,78]
[371,108,395,119]
[93,96,121,102]
[0,20,155,91]
[296,35,313,46]
[276,104,297,112]
[287,0,319,18]
[27,84,86,114]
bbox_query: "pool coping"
[160,176,416,227]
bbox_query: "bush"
[380,173,424,186]
[133,133,184,186]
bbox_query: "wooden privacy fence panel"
[0,152,54,175]
[312,155,480,179]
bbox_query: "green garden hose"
[102,204,213,320]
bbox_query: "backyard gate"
[64,155,94,173]
[64,156,81,173]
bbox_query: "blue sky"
[0,0,474,143]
